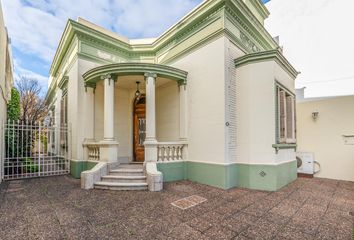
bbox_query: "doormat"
[171,195,207,210]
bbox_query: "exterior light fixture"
[135,81,141,100]
[312,111,319,120]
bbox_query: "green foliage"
[7,88,20,122]
[40,133,48,152]
[24,158,38,173]
[5,88,21,158]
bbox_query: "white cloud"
[112,0,201,38]
[265,0,354,97]
[13,59,48,91]
[2,0,201,64]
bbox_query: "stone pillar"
[179,83,188,141]
[103,75,115,141]
[54,89,62,155]
[179,83,188,161]
[84,87,95,142]
[83,87,95,160]
[99,74,119,163]
[144,72,158,162]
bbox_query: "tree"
[5,88,21,162]
[7,88,20,122]
[16,76,48,124]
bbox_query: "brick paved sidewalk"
[0,176,353,239]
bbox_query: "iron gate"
[2,121,70,180]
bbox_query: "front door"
[133,96,146,162]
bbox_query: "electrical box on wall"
[342,135,354,145]
[296,152,320,175]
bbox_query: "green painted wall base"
[157,160,297,191]
[235,161,297,191]
[157,161,186,182]
[70,160,98,178]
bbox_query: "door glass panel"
[138,118,146,146]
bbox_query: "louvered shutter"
[278,89,286,143]
[286,95,293,140]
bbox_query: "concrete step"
[101,175,147,183]
[110,169,144,176]
[118,163,143,169]
[94,181,148,191]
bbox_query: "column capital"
[144,72,157,79]
[100,73,117,82]
[100,73,112,80]
[178,80,187,90]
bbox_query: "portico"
[82,63,188,165]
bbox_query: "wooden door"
[133,96,146,162]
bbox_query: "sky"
[1,0,204,89]
[3,0,352,98]
[265,0,354,97]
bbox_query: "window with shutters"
[60,95,68,127]
[276,84,296,144]
[60,95,68,153]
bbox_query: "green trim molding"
[46,0,286,104]
[157,160,297,191]
[235,49,299,79]
[272,144,297,153]
[58,75,69,96]
[49,0,280,81]
[70,160,98,178]
[83,63,188,88]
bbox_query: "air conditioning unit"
[296,152,320,175]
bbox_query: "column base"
[144,140,158,162]
[99,140,119,163]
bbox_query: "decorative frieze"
[240,32,260,53]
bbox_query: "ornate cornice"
[253,0,270,19]
[235,49,299,79]
[50,0,280,78]
[83,63,188,88]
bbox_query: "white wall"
[170,37,226,164]
[0,3,12,181]
[297,96,354,181]
[114,86,133,160]
[71,58,102,160]
[225,39,245,163]
[156,81,180,141]
[236,60,296,165]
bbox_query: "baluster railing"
[157,142,187,162]
[83,142,100,161]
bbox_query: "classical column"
[83,87,95,161]
[84,87,95,142]
[144,72,158,162]
[179,83,188,141]
[103,75,115,141]
[99,74,119,163]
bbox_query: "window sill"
[272,143,297,153]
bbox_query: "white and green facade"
[46,0,298,191]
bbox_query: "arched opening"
[133,94,146,162]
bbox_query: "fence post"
[1,120,3,182]
[38,122,41,177]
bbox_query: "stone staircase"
[94,163,148,191]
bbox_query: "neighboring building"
[296,88,354,182]
[0,2,14,182]
[46,0,298,191]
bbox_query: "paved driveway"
[0,176,353,239]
